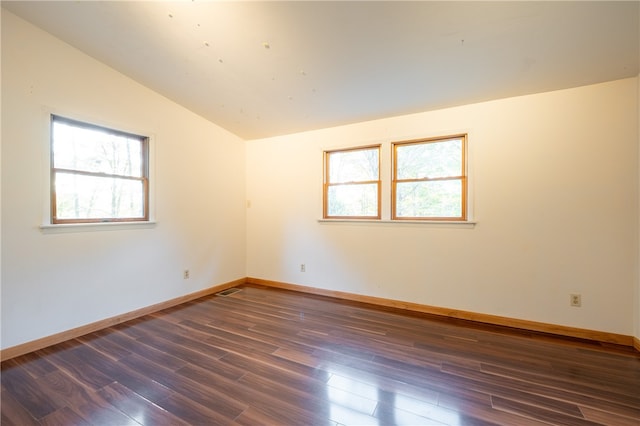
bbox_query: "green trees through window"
[323,134,467,221]
[324,146,380,218]
[393,136,466,220]
[51,115,149,223]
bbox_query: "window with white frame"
[323,145,381,219]
[392,134,467,221]
[50,115,149,224]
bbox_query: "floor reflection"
[325,368,461,425]
[375,389,397,425]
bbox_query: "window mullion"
[327,180,380,187]
[53,167,144,181]
[396,175,464,184]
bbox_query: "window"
[50,115,149,224]
[392,134,467,221]
[324,145,381,219]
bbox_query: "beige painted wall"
[1,11,247,350]
[247,77,639,336]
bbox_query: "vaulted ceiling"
[3,1,639,140]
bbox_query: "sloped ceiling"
[3,1,639,140]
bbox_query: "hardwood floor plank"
[231,405,336,426]
[2,284,639,425]
[176,362,327,425]
[75,344,176,405]
[237,371,336,417]
[37,339,178,410]
[442,362,592,417]
[197,326,286,356]
[413,337,554,371]
[36,344,115,391]
[135,333,244,381]
[152,391,236,425]
[220,351,329,394]
[38,407,90,426]
[579,405,640,426]
[119,353,247,421]
[480,363,640,413]
[1,363,60,419]
[327,374,472,426]
[326,403,381,426]
[245,348,330,382]
[111,318,150,340]
[29,369,140,426]
[182,319,281,354]
[373,400,452,426]
[130,314,231,359]
[436,386,547,426]
[272,346,325,369]
[107,370,175,407]
[36,370,99,413]
[0,386,41,426]
[79,326,141,357]
[442,359,640,423]
[490,395,601,425]
[75,329,133,361]
[1,353,57,379]
[97,382,189,426]
[113,335,190,372]
[326,363,459,416]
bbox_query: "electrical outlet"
[300,264,306,272]
[183,269,190,279]
[570,294,581,307]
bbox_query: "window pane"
[55,172,144,220]
[327,183,378,217]
[328,148,378,183]
[396,180,462,218]
[52,119,143,177]
[397,139,461,179]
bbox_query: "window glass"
[395,180,462,218]
[54,173,145,220]
[329,149,379,183]
[51,115,149,223]
[393,135,466,220]
[327,183,379,217]
[324,146,380,219]
[396,139,462,179]
[52,121,143,177]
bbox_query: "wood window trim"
[392,134,467,221]
[50,115,150,224]
[323,144,382,220]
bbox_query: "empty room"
[1,1,639,425]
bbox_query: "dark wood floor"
[2,285,639,425]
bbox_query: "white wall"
[1,11,246,350]
[247,77,639,336]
